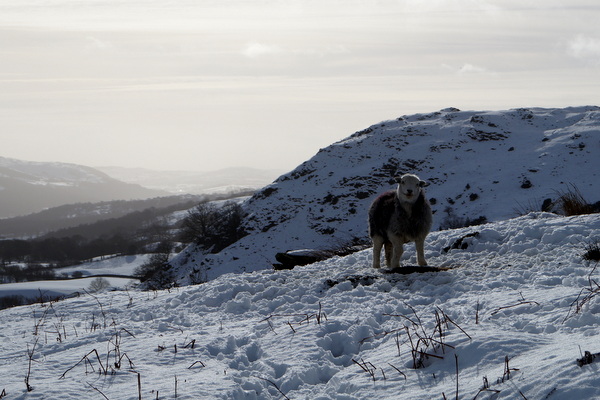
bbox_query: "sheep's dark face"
[395,174,427,203]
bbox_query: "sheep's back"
[368,191,396,240]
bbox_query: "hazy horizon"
[1,0,599,172]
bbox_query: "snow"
[0,255,146,302]
[2,106,599,398]
[1,212,600,399]
[0,277,136,300]
[57,254,151,278]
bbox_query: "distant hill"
[0,157,168,218]
[96,166,285,195]
[168,106,600,284]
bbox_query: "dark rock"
[521,179,533,189]
[443,232,480,253]
[274,250,324,270]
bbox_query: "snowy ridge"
[171,106,600,283]
[1,213,600,399]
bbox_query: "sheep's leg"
[415,238,427,266]
[388,236,404,268]
[372,235,384,268]
[384,242,393,268]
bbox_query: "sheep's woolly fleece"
[1,212,600,399]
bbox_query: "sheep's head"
[394,173,428,203]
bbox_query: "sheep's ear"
[393,176,402,183]
[419,180,430,187]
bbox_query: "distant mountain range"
[0,156,285,219]
[95,166,285,195]
[0,157,167,218]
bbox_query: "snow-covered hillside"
[1,213,599,399]
[171,106,600,284]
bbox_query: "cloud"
[442,63,490,75]
[458,63,487,74]
[567,35,600,61]
[242,42,281,58]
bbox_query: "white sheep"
[368,173,432,268]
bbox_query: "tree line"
[0,235,137,267]
[0,196,249,286]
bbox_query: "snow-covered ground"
[57,254,150,278]
[0,277,136,301]
[1,212,599,399]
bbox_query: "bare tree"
[180,201,246,252]
[87,277,111,293]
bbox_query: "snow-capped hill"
[171,106,599,284]
[0,156,167,218]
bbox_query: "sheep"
[368,173,432,269]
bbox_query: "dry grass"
[555,184,596,216]
[583,240,600,262]
[564,254,600,322]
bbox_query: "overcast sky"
[1,0,599,172]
